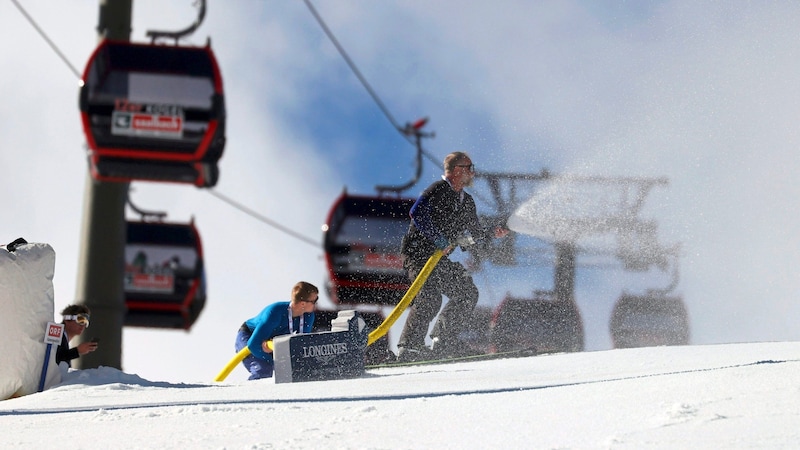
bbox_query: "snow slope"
[1,341,798,449]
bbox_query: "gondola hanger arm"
[375,117,434,196]
[146,0,206,44]
[126,191,167,222]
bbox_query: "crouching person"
[235,281,319,380]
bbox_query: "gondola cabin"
[490,292,584,354]
[322,193,415,306]
[609,292,689,348]
[79,40,226,187]
[124,220,206,330]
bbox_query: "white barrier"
[0,241,61,399]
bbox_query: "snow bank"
[0,241,60,399]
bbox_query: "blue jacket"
[244,301,315,360]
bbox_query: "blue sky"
[2,1,799,382]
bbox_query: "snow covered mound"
[0,241,59,399]
[0,342,798,448]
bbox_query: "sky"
[1,341,799,448]
[1,0,800,383]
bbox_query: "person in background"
[397,151,509,362]
[56,304,98,367]
[235,281,319,380]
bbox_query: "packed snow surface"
[1,341,798,449]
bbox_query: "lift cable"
[301,1,471,174]
[306,2,497,213]
[9,0,82,79]
[302,0,403,137]
[207,190,321,249]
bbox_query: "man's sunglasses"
[455,163,475,173]
[64,313,90,328]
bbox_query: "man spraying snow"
[397,151,508,362]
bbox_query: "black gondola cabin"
[490,292,585,354]
[323,193,415,306]
[124,220,206,330]
[609,293,689,348]
[79,40,225,187]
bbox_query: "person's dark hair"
[444,151,471,174]
[61,304,91,316]
[291,281,319,303]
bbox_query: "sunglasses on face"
[455,163,475,173]
[64,313,90,328]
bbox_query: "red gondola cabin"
[79,40,226,187]
[124,220,206,330]
[322,193,415,306]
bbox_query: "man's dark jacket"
[56,332,79,366]
[401,179,491,267]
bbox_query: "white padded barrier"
[0,240,60,399]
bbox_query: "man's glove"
[455,233,476,248]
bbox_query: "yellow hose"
[213,340,273,382]
[367,250,443,346]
